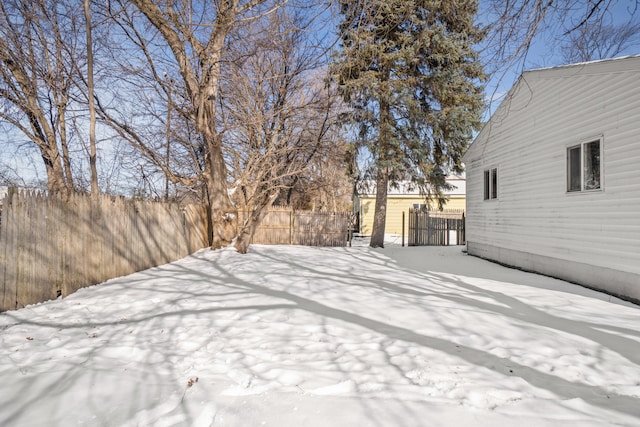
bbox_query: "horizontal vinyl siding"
[358,198,375,235]
[442,198,465,211]
[386,198,413,234]
[358,197,412,235]
[466,62,640,278]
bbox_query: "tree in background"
[560,21,640,63]
[483,0,640,77]
[0,161,28,187]
[222,8,345,253]
[115,0,326,250]
[278,132,352,213]
[93,2,210,202]
[333,0,485,247]
[100,0,346,252]
[83,0,99,197]
[0,0,124,195]
[0,0,84,194]
[2,0,638,203]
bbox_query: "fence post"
[410,209,413,246]
[446,218,450,246]
[401,211,404,247]
[289,209,294,245]
[413,209,423,245]
[429,214,432,246]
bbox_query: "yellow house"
[354,174,466,235]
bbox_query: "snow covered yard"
[1,242,639,427]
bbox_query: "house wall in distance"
[463,56,640,302]
[357,196,465,235]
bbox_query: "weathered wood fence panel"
[0,190,208,312]
[239,208,292,245]
[293,211,350,247]
[408,209,465,246]
[239,208,349,247]
[0,194,349,311]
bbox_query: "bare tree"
[561,21,640,62]
[100,0,340,251]
[483,1,640,81]
[0,0,84,193]
[116,0,295,249]
[0,160,27,187]
[222,8,343,253]
[84,0,99,197]
[280,134,352,212]
[92,7,207,202]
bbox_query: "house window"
[567,139,601,192]
[484,168,498,200]
[491,168,498,199]
[412,203,426,210]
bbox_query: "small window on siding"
[491,168,498,199]
[483,170,490,200]
[567,139,602,192]
[484,168,498,200]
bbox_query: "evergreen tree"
[333,0,485,247]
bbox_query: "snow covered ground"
[1,239,639,426]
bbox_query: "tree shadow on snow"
[1,244,639,426]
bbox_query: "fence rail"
[0,189,208,312]
[408,209,465,246]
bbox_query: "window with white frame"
[484,168,498,200]
[567,139,601,192]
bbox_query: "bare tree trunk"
[198,38,237,249]
[47,7,75,191]
[0,1,77,195]
[84,0,98,197]
[164,80,172,200]
[130,0,241,249]
[58,108,74,190]
[234,194,276,254]
[205,136,237,249]
[41,147,69,194]
[52,27,74,191]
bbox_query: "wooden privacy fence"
[293,210,350,246]
[408,208,465,246]
[0,189,208,312]
[238,207,350,247]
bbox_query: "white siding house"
[462,55,640,303]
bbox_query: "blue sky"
[480,1,640,115]
[2,1,640,190]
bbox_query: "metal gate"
[408,209,465,246]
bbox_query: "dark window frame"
[484,168,498,200]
